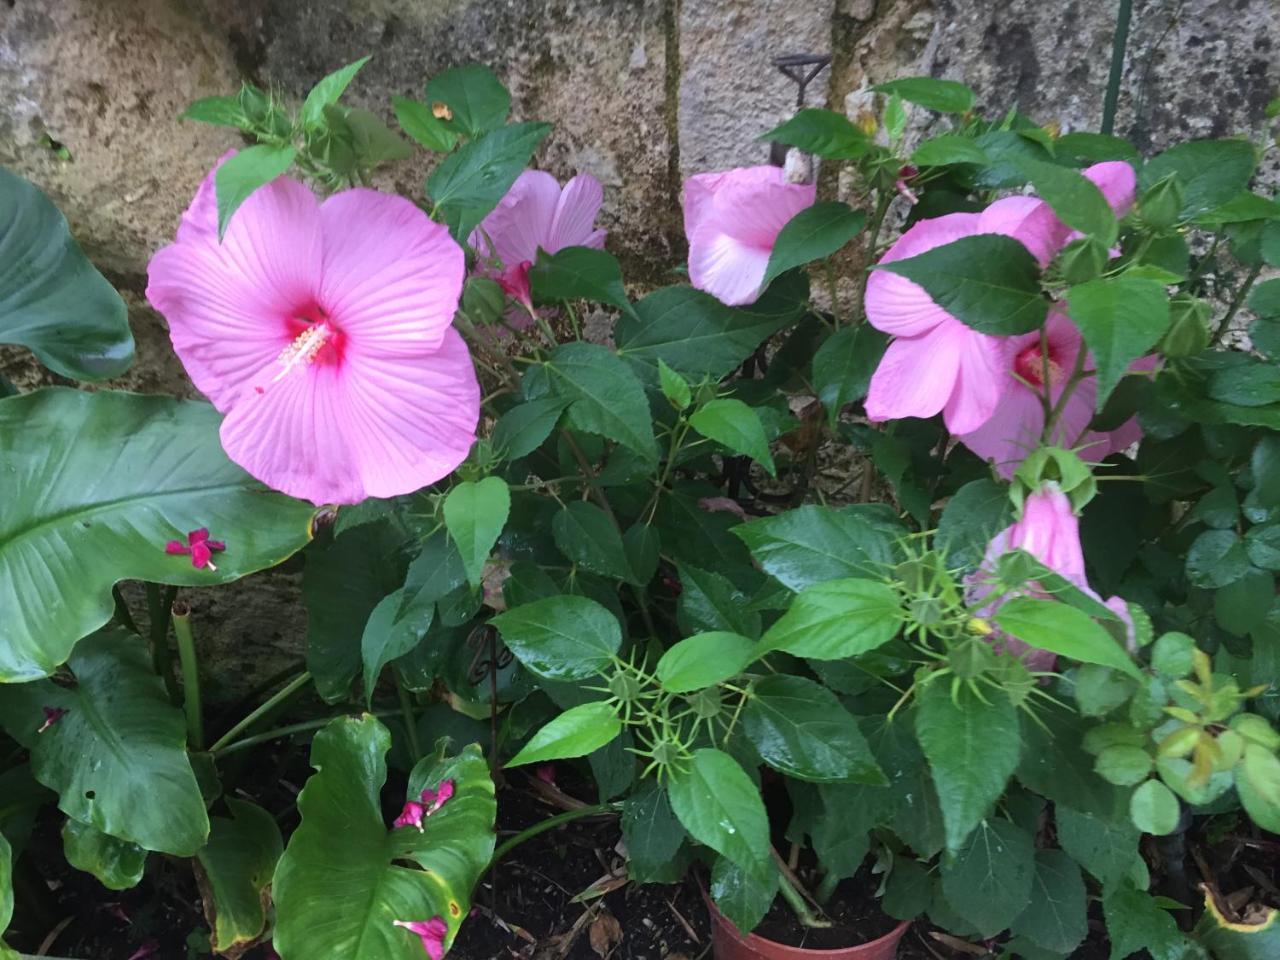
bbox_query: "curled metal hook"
[466,623,513,686]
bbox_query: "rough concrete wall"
[2,0,1278,694]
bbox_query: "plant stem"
[397,675,422,761]
[111,586,138,634]
[1041,344,1089,444]
[213,710,402,756]
[815,870,840,905]
[1101,0,1133,135]
[171,602,203,751]
[1210,262,1262,347]
[489,803,619,866]
[772,849,831,928]
[146,583,179,701]
[207,671,312,754]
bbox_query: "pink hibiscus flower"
[958,308,1157,476]
[147,153,479,506]
[864,161,1136,436]
[967,482,1132,672]
[683,165,817,306]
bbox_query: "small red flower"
[393,917,447,960]
[394,799,426,831]
[496,260,534,316]
[165,527,226,570]
[37,706,67,734]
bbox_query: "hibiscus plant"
[1,53,1280,960]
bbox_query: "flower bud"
[1012,447,1097,513]
[1159,295,1211,358]
[1058,237,1111,285]
[1139,175,1184,230]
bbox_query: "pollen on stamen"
[272,322,333,383]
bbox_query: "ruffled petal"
[1083,161,1138,217]
[146,168,324,411]
[708,167,816,248]
[318,190,465,355]
[865,325,962,423]
[469,169,561,266]
[687,224,772,306]
[977,195,1069,268]
[942,324,1008,434]
[546,174,605,252]
[865,212,981,337]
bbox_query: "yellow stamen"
[273,323,331,382]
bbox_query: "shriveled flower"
[393,917,448,960]
[683,165,816,306]
[864,162,1135,435]
[421,779,454,817]
[393,779,454,831]
[967,482,1132,671]
[38,706,67,734]
[958,309,1156,476]
[393,799,426,832]
[147,152,479,506]
[165,527,226,570]
[471,170,606,272]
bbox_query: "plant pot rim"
[701,881,913,958]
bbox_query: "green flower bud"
[1139,175,1184,230]
[686,687,724,720]
[1012,446,1097,513]
[1058,237,1111,285]
[1159,295,1211,358]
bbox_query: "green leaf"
[1103,883,1189,960]
[0,629,208,855]
[675,563,761,638]
[1209,363,1280,407]
[621,781,687,884]
[1139,138,1258,218]
[491,595,621,681]
[391,96,458,152]
[301,56,370,126]
[1186,529,1250,588]
[811,325,887,426]
[656,632,756,693]
[425,64,511,138]
[762,108,870,159]
[1057,805,1141,889]
[875,234,1048,336]
[689,398,776,476]
[214,144,299,238]
[616,282,802,382]
[552,500,634,582]
[1236,743,1280,833]
[733,504,898,591]
[62,819,146,890]
[492,397,566,460]
[1016,158,1120,244]
[331,107,413,166]
[1009,849,1088,955]
[743,675,885,784]
[443,477,510,588]
[530,246,636,318]
[1095,745,1154,786]
[911,135,990,166]
[711,854,778,935]
[544,342,658,461]
[915,680,1021,850]
[883,859,933,920]
[0,167,134,380]
[939,819,1035,937]
[1017,707,1126,813]
[1129,779,1180,835]
[761,202,866,290]
[361,588,434,707]
[181,95,251,128]
[873,77,975,113]
[195,800,283,954]
[658,359,692,411]
[1065,277,1171,408]
[937,479,1014,573]
[994,597,1142,679]
[759,578,902,660]
[1246,524,1280,571]
[0,833,10,946]
[668,748,770,873]
[427,122,552,241]
[273,718,496,960]
[507,702,621,767]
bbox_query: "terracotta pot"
[704,890,912,960]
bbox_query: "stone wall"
[2,0,1278,693]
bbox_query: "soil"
[749,869,900,950]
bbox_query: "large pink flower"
[958,308,1156,477]
[470,170,607,270]
[147,154,479,506]
[865,162,1136,435]
[683,165,816,306]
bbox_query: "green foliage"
[761,202,866,290]
[733,505,899,591]
[507,702,621,766]
[443,477,511,587]
[425,64,511,137]
[939,819,1035,937]
[491,595,622,681]
[872,76,976,113]
[655,632,755,693]
[62,819,146,891]
[196,800,284,954]
[667,749,770,875]
[530,246,636,318]
[1065,277,1170,408]
[762,108,870,159]
[689,398,776,476]
[427,121,553,240]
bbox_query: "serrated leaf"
[668,749,770,874]
[427,122,551,241]
[1016,157,1120,245]
[994,597,1142,679]
[215,144,298,238]
[491,396,567,460]
[812,324,887,426]
[1010,849,1088,955]
[939,819,1035,937]
[1065,277,1170,409]
[732,504,899,591]
[689,398,776,476]
[621,782,687,885]
[911,135,989,166]
[491,595,621,681]
[545,342,657,461]
[759,578,901,660]
[508,702,621,767]
[1139,138,1258,218]
[656,632,756,693]
[1129,779,1180,835]
[761,202,865,290]
[762,108,870,159]
[873,77,975,113]
[530,246,636,318]
[552,500,634,582]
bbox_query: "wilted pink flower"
[865,162,1135,435]
[683,165,816,306]
[393,917,448,960]
[394,799,426,831]
[471,170,606,271]
[393,779,454,831]
[422,779,454,816]
[967,482,1132,671]
[147,152,479,506]
[37,706,67,734]
[165,527,226,570]
[698,496,748,520]
[535,764,557,786]
[496,260,534,316]
[958,309,1156,476]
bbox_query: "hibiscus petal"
[865,325,962,423]
[865,212,981,337]
[942,323,1007,434]
[318,190,464,355]
[958,377,1045,477]
[469,169,561,266]
[686,225,772,306]
[546,173,606,252]
[1083,161,1138,217]
[976,196,1068,268]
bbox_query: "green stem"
[111,586,138,634]
[1100,0,1133,135]
[489,803,619,866]
[171,602,204,751]
[207,671,312,754]
[213,710,401,756]
[146,584,178,701]
[1210,263,1262,347]
[815,870,840,905]
[856,192,894,316]
[398,676,422,761]
[772,849,831,928]
[1041,344,1090,444]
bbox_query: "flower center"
[273,320,334,382]
[1013,344,1064,388]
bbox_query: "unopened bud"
[1140,175,1184,230]
[1058,237,1110,285]
[1160,295,1211,358]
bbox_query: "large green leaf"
[689,399,776,476]
[1009,849,1088,955]
[273,717,496,960]
[656,632,756,693]
[668,748,770,874]
[1056,805,1141,889]
[196,799,284,955]
[1016,158,1119,245]
[994,597,1142,679]
[937,479,1014,574]
[675,563,761,639]
[939,819,1035,938]
[0,388,316,682]
[62,819,146,890]
[424,64,510,138]
[621,781,688,884]
[811,324,887,426]
[427,122,552,241]
[1139,138,1258,218]
[873,77,976,113]
[1065,277,1169,408]
[490,595,621,681]
[361,588,434,707]
[443,477,510,588]
[761,202,866,290]
[507,701,621,767]
[551,500,634,582]
[544,342,658,461]
[215,145,300,238]
[529,246,637,319]
[732,505,899,591]
[758,578,902,660]
[762,109,871,160]
[0,629,208,855]
[0,168,134,380]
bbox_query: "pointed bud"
[1058,236,1110,285]
[1139,174,1184,230]
[1160,295,1211,358]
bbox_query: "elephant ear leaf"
[0,167,134,380]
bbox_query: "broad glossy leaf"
[656,632,756,693]
[1065,277,1170,408]
[196,799,283,955]
[551,500,634,582]
[875,234,1047,336]
[743,676,885,784]
[759,578,902,659]
[711,855,779,935]
[811,324,887,426]
[273,717,496,960]
[1139,138,1257,217]
[391,96,458,152]
[62,819,145,890]
[215,144,299,238]
[0,167,133,380]
[1017,157,1119,244]
[507,701,621,767]
[668,748,770,873]
[443,477,510,587]
[491,595,621,681]
[0,629,208,855]
[732,504,898,591]
[530,246,636,318]
[939,819,1035,937]
[994,598,1142,679]
[675,563,761,638]
[1009,849,1087,954]
[425,64,510,137]
[621,781,687,885]
[427,122,552,241]
[689,399,776,476]
[0,389,315,682]
[873,77,975,113]
[762,109,870,159]
[544,342,658,461]
[915,680,1021,850]
[761,202,865,290]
